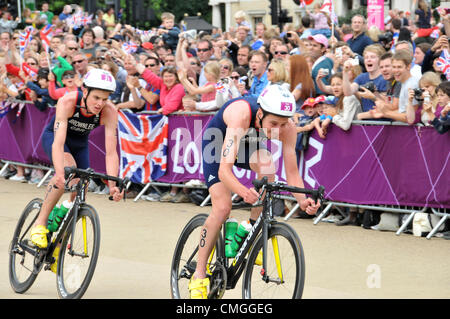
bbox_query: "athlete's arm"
[279,120,320,215]
[219,100,259,204]
[51,92,77,189]
[101,101,123,202]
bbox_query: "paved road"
[0,179,449,299]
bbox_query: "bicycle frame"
[223,188,276,290]
[45,176,90,264]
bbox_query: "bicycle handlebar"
[64,166,130,201]
[252,176,325,203]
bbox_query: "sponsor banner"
[1,105,448,207]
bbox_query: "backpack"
[215,78,240,109]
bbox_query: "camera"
[413,88,424,102]
[378,31,393,49]
[359,81,376,93]
[378,32,393,44]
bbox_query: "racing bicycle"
[8,166,128,299]
[170,177,324,299]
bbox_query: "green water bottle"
[226,220,252,258]
[47,200,72,232]
[224,218,238,258]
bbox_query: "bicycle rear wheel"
[9,198,43,294]
[56,204,100,299]
[170,214,224,299]
[242,222,305,299]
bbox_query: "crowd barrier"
[1,102,449,238]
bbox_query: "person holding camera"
[309,34,333,95]
[342,44,386,113]
[357,52,400,120]
[406,71,443,126]
[373,50,419,122]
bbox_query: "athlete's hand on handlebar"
[242,188,259,205]
[109,186,124,202]
[53,172,65,190]
[300,198,321,215]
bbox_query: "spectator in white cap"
[309,34,333,95]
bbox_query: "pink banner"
[367,0,385,31]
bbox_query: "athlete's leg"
[193,182,232,280]
[31,152,77,248]
[34,152,77,226]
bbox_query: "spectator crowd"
[0,1,449,229]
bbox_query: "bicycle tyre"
[9,198,43,294]
[56,204,100,299]
[170,213,224,299]
[242,222,305,299]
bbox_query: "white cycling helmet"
[83,68,116,92]
[257,84,296,117]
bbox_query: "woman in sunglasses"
[48,70,81,100]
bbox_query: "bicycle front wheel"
[242,222,305,299]
[9,198,43,294]
[56,204,100,299]
[170,214,224,299]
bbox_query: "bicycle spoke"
[57,206,100,299]
[243,224,304,299]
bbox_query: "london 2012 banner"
[0,106,448,208]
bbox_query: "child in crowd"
[234,10,253,45]
[320,73,362,133]
[426,81,450,134]
[25,68,57,111]
[406,71,442,126]
[48,70,80,100]
[293,97,320,159]
[308,3,331,38]
[312,95,333,138]
[178,61,220,111]
[157,12,181,53]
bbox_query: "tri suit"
[42,91,101,169]
[202,96,268,189]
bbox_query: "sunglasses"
[27,62,37,65]
[221,65,230,70]
[197,48,210,52]
[146,63,156,67]
[72,59,85,64]
[68,47,78,51]
[275,51,288,55]
[230,76,240,80]
[63,74,75,79]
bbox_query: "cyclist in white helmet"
[190,84,321,298]
[30,68,123,252]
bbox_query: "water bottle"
[226,220,252,258]
[47,200,73,232]
[224,218,238,257]
[47,204,61,230]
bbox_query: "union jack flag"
[21,63,38,80]
[118,111,169,184]
[320,0,338,24]
[19,26,34,56]
[40,24,53,52]
[436,49,450,80]
[122,41,138,54]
